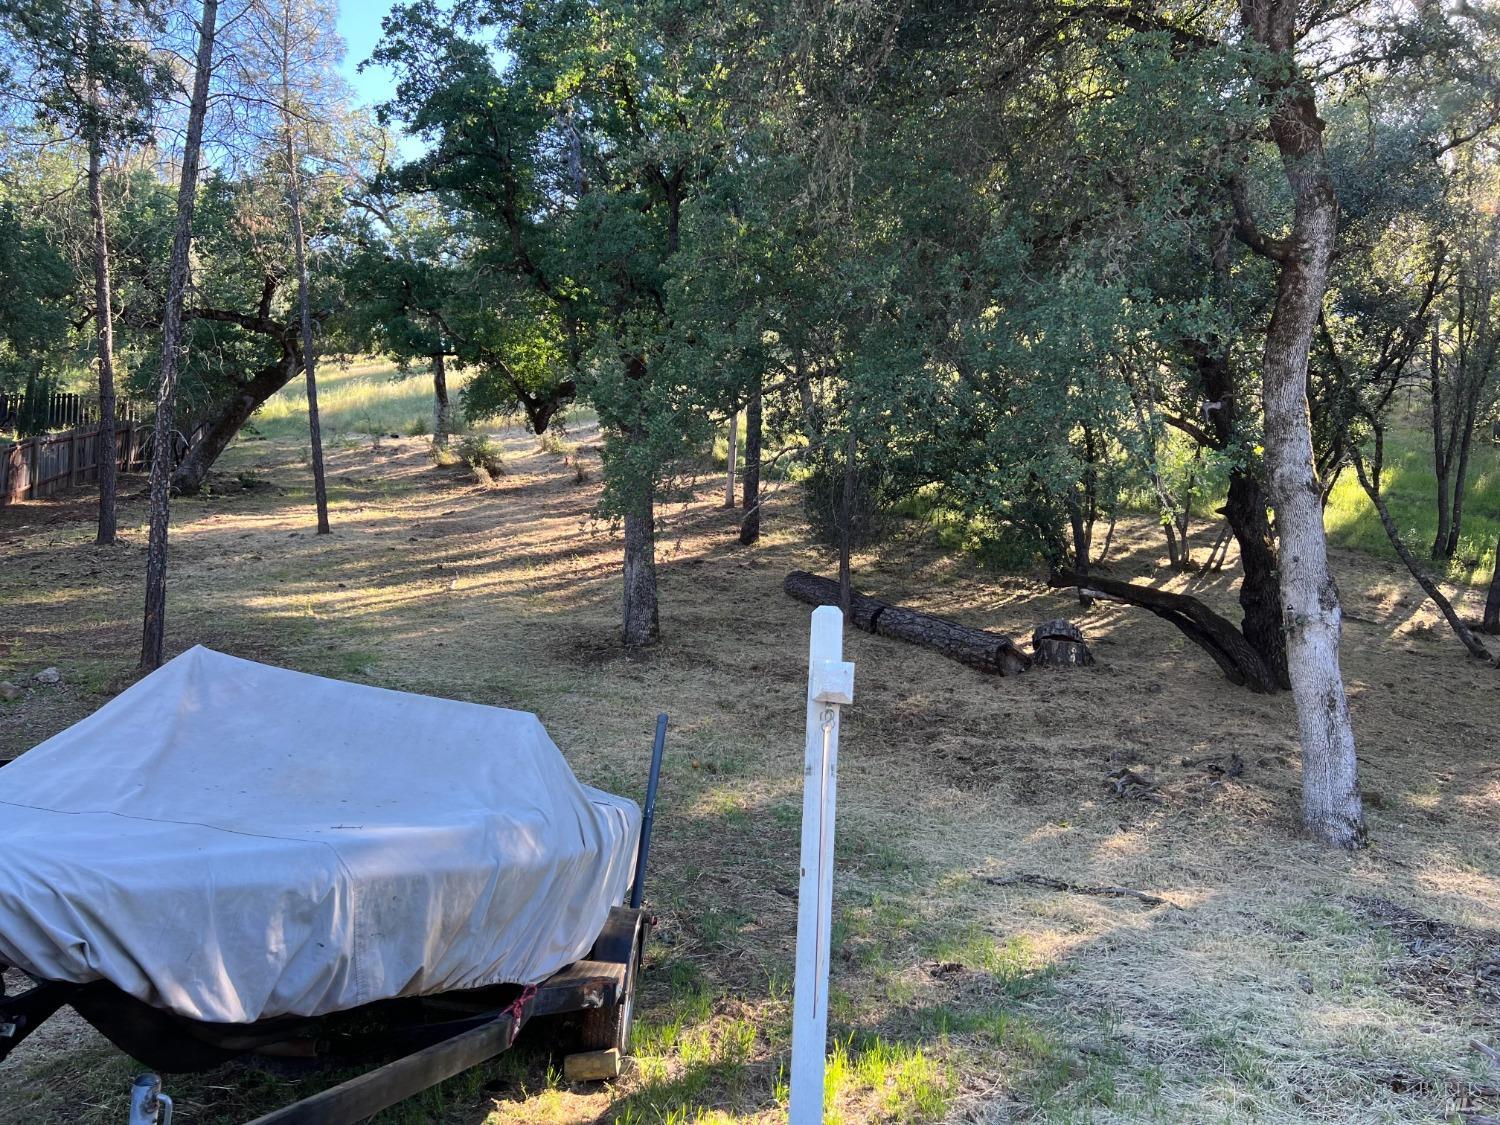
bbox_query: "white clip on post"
[790,605,855,1124]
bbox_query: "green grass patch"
[824,1034,954,1123]
[1325,415,1500,585]
[925,928,1053,996]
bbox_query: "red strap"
[504,983,538,1022]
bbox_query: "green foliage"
[0,0,172,154]
[371,0,734,515]
[12,368,58,436]
[0,201,72,392]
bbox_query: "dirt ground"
[1,426,1497,1124]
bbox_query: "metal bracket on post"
[789,605,855,1125]
[810,659,855,706]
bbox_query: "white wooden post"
[790,605,855,1124]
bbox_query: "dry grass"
[1,423,1498,1124]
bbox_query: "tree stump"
[1031,619,1094,668]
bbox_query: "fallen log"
[1049,570,1278,693]
[980,873,1181,910]
[783,570,1031,675]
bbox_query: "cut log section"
[783,571,1031,675]
[1049,570,1277,693]
[1031,619,1094,668]
[564,1048,622,1083]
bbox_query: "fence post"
[789,605,856,1125]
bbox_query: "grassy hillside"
[1325,408,1499,587]
[251,358,469,441]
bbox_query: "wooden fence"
[1,420,154,505]
[0,393,146,434]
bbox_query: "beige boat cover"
[0,647,640,1023]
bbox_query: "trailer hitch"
[128,1073,173,1125]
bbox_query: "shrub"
[406,414,431,437]
[538,429,572,456]
[457,434,506,476]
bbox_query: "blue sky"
[336,1,400,108]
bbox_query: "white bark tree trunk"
[432,351,453,445]
[1241,0,1364,847]
[723,410,738,508]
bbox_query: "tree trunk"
[784,570,1031,675]
[87,2,118,546]
[1051,569,1279,691]
[1431,329,1454,559]
[88,125,119,545]
[1067,498,1097,608]
[1444,391,1479,557]
[432,352,452,445]
[622,488,659,647]
[1244,2,1364,846]
[739,378,761,545]
[287,165,329,534]
[1031,619,1095,668]
[1133,417,1180,568]
[140,0,218,671]
[1224,470,1290,689]
[723,410,737,508]
[1484,534,1500,634]
[172,355,297,495]
[279,32,328,535]
[1174,455,1197,570]
[1068,499,1091,597]
[1352,445,1492,662]
[1190,339,1290,687]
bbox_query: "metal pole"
[789,606,855,1124]
[630,713,668,909]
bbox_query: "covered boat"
[0,646,641,1024]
